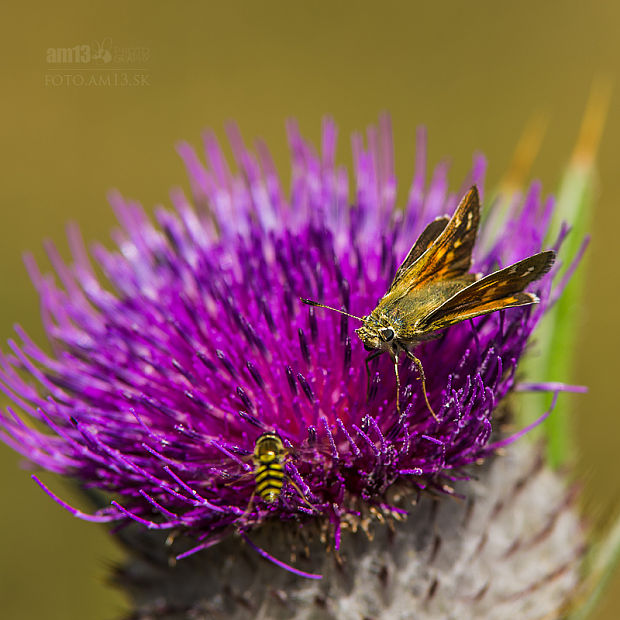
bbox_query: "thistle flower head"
[0,117,565,555]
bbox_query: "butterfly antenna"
[300,298,364,322]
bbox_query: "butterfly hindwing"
[416,250,555,332]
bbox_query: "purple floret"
[0,116,567,551]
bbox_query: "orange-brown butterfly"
[302,186,555,420]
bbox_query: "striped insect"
[240,431,315,518]
[253,431,287,503]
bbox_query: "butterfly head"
[356,316,397,354]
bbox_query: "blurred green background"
[0,2,619,618]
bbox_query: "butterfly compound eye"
[379,327,394,342]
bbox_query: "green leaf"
[518,81,609,467]
[519,158,593,467]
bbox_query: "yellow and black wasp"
[241,431,315,517]
[253,431,286,503]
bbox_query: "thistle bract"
[0,117,564,553]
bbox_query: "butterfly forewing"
[389,216,449,290]
[416,250,555,333]
[387,186,481,297]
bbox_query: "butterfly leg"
[364,350,383,400]
[393,353,401,415]
[405,351,439,422]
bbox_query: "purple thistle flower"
[0,116,569,561]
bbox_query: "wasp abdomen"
[253,432,286,503]
[255,461,285,502]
